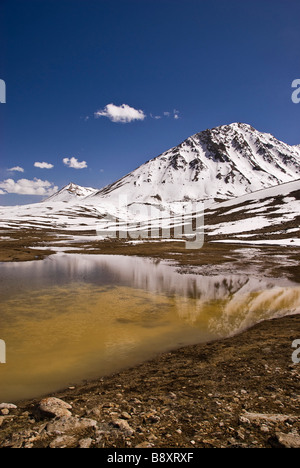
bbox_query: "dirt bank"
[0,315,299,449]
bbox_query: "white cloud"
[0,178,58,196]
[150,113,162,120]
[162,110,180,119]
[8,166,24,173]
[95,103,146,123]
[150,110,181,120]
[63,157,88,169]
[34,162,54,169]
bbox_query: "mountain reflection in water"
[0,254,299,402]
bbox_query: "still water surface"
[0,254,299,402]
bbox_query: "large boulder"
[36,398,73,420]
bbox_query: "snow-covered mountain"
[0,123,299,248]
[45,182,97,203]
[90,123,300,205]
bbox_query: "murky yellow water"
[0,254,299,402]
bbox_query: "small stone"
[103,403,114,408]
[0,403,17,410]
[130,398,142,405]
[46,416,97,435]
[1,408,9,416]
[78,438,93,449]
[88,408,101,418]
[240,412,297,425]
[145,413,160,424]
[229,438,237,445]
[135,442,153,448]
[260,425,269,433]
[275,432,300,449]
[239,416,251,425]
[121,412,131,420]
[49,435,77,448]
[112,419,134,436]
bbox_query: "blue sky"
[0,0,300,205]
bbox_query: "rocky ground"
[0,315,299,449]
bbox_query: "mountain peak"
[45,182,97,203]
[92,123,300,205]
[216,122,255,131]
[65,182,82,192]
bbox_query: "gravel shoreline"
[0,314,299,449]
